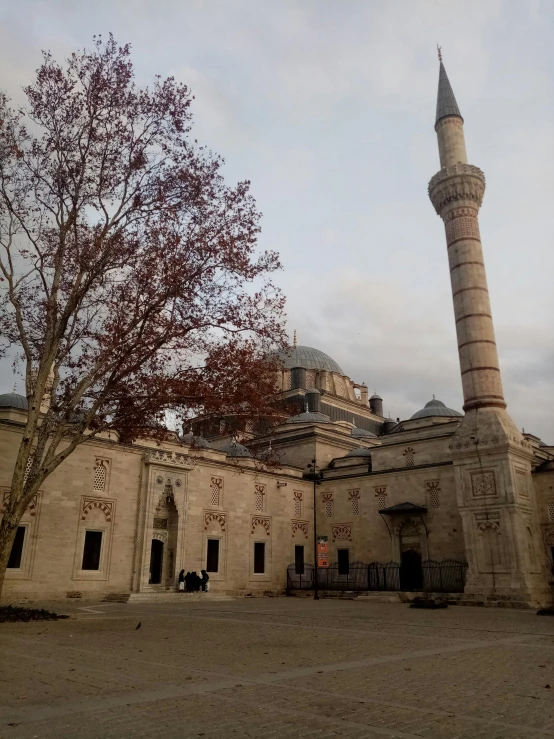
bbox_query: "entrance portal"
[400,548,423,591]
[149,539,164,584]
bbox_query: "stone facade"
[1,59,553,606]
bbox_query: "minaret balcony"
[428,163,486,215]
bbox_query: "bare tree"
[0,35,286,594]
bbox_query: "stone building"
[1,59,553,606]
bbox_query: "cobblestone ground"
[1,597,554,738]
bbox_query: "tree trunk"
[0,514,20,599]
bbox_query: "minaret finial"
[437,45,442,62]
[293,329,297,348]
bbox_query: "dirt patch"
[0,605,70,623]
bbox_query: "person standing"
[201,570,210,592]
[178,569,185,592]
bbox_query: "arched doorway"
[399,521,423,591]
[149,539,164,584]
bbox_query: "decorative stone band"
[428,164,486,215]
[291,520,309,539]
[143,450,196,469]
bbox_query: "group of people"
[178,569,209,592]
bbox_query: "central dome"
[278,345,343,374]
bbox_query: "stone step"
[355,592,403,603]
[128,591,234,603]
[102,593,131,603]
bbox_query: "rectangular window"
[254,542,265,574]
[81,530,103,571]
[294,545,304,575]
[206,538,220,573]
[7,526,26,569]
[337,548,350,575]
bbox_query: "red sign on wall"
[317,535,329,568]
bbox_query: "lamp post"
[305,457,322,600]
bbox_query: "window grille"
[93,461,107,491]
[403,448,415,467]
[548,502,554,523]
[255,485,265,512]
[349,490,360,516]
[323,494,333,518]
[210,477,222,507]
[377,493,387,510]
[294,491,302,518]
[430,490,440,508]
[23,456,34,484]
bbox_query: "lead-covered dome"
[220,440,253,458]
[278,345,343,374]
[345,447,373,458]
[410,398,462,420]
[351,427,377,439]
[0,392,28,410]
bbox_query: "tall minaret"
[428,52,550,608]
[429,59,505,414]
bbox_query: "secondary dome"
[351,427,377,439]
[345,447,373,458]
[220,440,253,458]
[182,431,210,449]
[410,398,462,420]
[0,392,28,410]
[278,345,343,374]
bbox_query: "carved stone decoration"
[428,164,486,215]
[332,524,352,542]
[403,447,415,467]
[251,515,271,536]
[82,497,113,522]
[156,475,164,485]
[152,531,167,543]
[471,471,496,498]
[322,492,333,518]
[204,511,227,532]
[153,517,168,529]
[426,480,441,509]
[143,450,196,469]
[2,491,38,517]
[291,520,309,539]
[293,491,303,518]
[210,477,223,506]
[374,486,387,510]
[175,478,182,488]
[515,471,528,498]
[348,490,360,516]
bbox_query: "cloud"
[0,0,552,442]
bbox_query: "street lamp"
[305,457,323,600]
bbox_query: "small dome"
[345,447,373,458]
[0,392,28,410]
[370,393,382,400]
[351,427,377,439]
[220,440,253,458]
[182,431,210,449]
[278,345,343,374]
[410,398,462,420]
[285,410,332,424]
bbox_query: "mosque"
[1,60,553,607]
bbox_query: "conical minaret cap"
[435,61,462,125]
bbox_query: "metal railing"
[287,559,468,594]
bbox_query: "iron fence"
[287,559,468,594]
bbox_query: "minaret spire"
[429,62,503,413]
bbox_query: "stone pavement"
[1,597,554,738]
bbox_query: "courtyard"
[1,597,554,738]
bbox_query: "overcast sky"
[0,0,553,440]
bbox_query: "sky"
[0,0,553,440]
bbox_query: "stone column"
[428,164,506,413]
